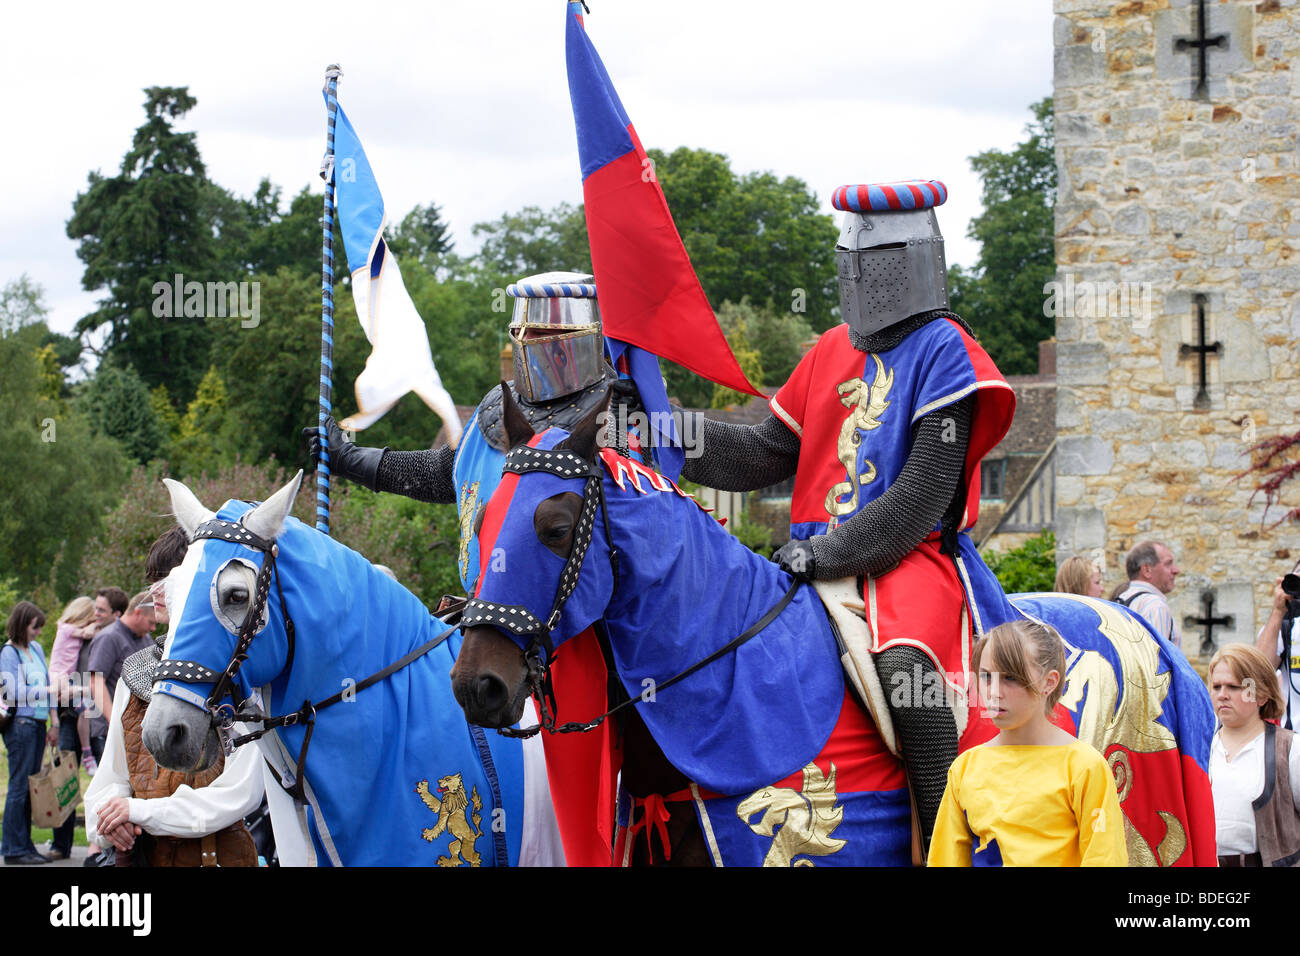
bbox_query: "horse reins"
[459,444,801,739]
[155,513,453,804]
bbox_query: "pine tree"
[67,87,218,403]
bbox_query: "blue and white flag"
[330,98,461,444]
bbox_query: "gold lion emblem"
[824,354,894,525]
[415,772,484,867]
[457,481,481,582]
[736,762,847,867]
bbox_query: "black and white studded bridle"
[153,517,289,745]
[460,444,620,738]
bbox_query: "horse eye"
[228,588,249,605]
[542,525,571,543]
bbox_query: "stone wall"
[1053,0,1300,656]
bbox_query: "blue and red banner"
[565,2,761,480]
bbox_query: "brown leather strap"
[1217,852,1262,867]
[201,834,219,867]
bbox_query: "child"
[927,618,1128,866]
[49,596,100,774]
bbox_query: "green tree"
[0,275,49,335]
[77,364,167,465]
[387,203,455,271]
[0,321,127,599]
[170,366,245,478]
[235,182,333,279]
[711,301,765,409]
[647,148,838,333]
[471,203,591,279]
[948,98,1056,376]
[150,384,182,451]
[67,87,218,403]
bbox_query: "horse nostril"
[165,723,189,755]
[472,675,508,714]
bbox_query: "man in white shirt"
[83,666,264,863]
[1116,540,1183,649]
[1255,571,1300,731]
[84,528,264,866]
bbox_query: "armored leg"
[875,645,959,854]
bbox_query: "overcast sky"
[2,0,1053,339]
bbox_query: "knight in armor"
[308,271,647,866]
[309,271,650,595]
[678,181,1020,853]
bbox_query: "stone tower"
[1052,0,1299,658]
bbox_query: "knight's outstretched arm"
[373,446,456,503]
[305,417,456,503]
[678,414,800,490]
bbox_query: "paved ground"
[0,844,93,867]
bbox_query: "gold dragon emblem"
[415,772,484,867]
[824,354,894,526]
[1055,597,1186,866]
[457,481,481,582]
[736,762,847,867]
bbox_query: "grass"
[0,743,95,849]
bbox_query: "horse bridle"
[153,517,293,753]
[459,444,800,739]
[460,445,620,738]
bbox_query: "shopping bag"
[29,747,81,827]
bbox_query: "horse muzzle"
[450,625,532,728]
[142,693,223,773]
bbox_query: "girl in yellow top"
[928,619,1128,867]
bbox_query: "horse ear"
[163,478,216,539]
[500,383,535,450]
[558,386,611,463]
[243,470,303,542]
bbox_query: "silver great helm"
[833,180,950,338]
[508,271,607,403]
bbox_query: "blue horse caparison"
[464,427,1216,866]
[154,496,534,867]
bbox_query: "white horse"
[142,473,562,866]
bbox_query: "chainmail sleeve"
[678,413,801,491]
[809,395,974,580]
[373,445,456,504]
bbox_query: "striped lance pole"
[317,64,342,534]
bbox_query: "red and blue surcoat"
[770,319,1020,747]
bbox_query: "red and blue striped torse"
[564,2,761,433]
[832,180,948,213]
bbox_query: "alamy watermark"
[2,671,104,718]
[597,405,705,458]
[152,273,261,328]
[1042,275,1153,329]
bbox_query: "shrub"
[983,530,1057,594]
[77,459,461,612]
